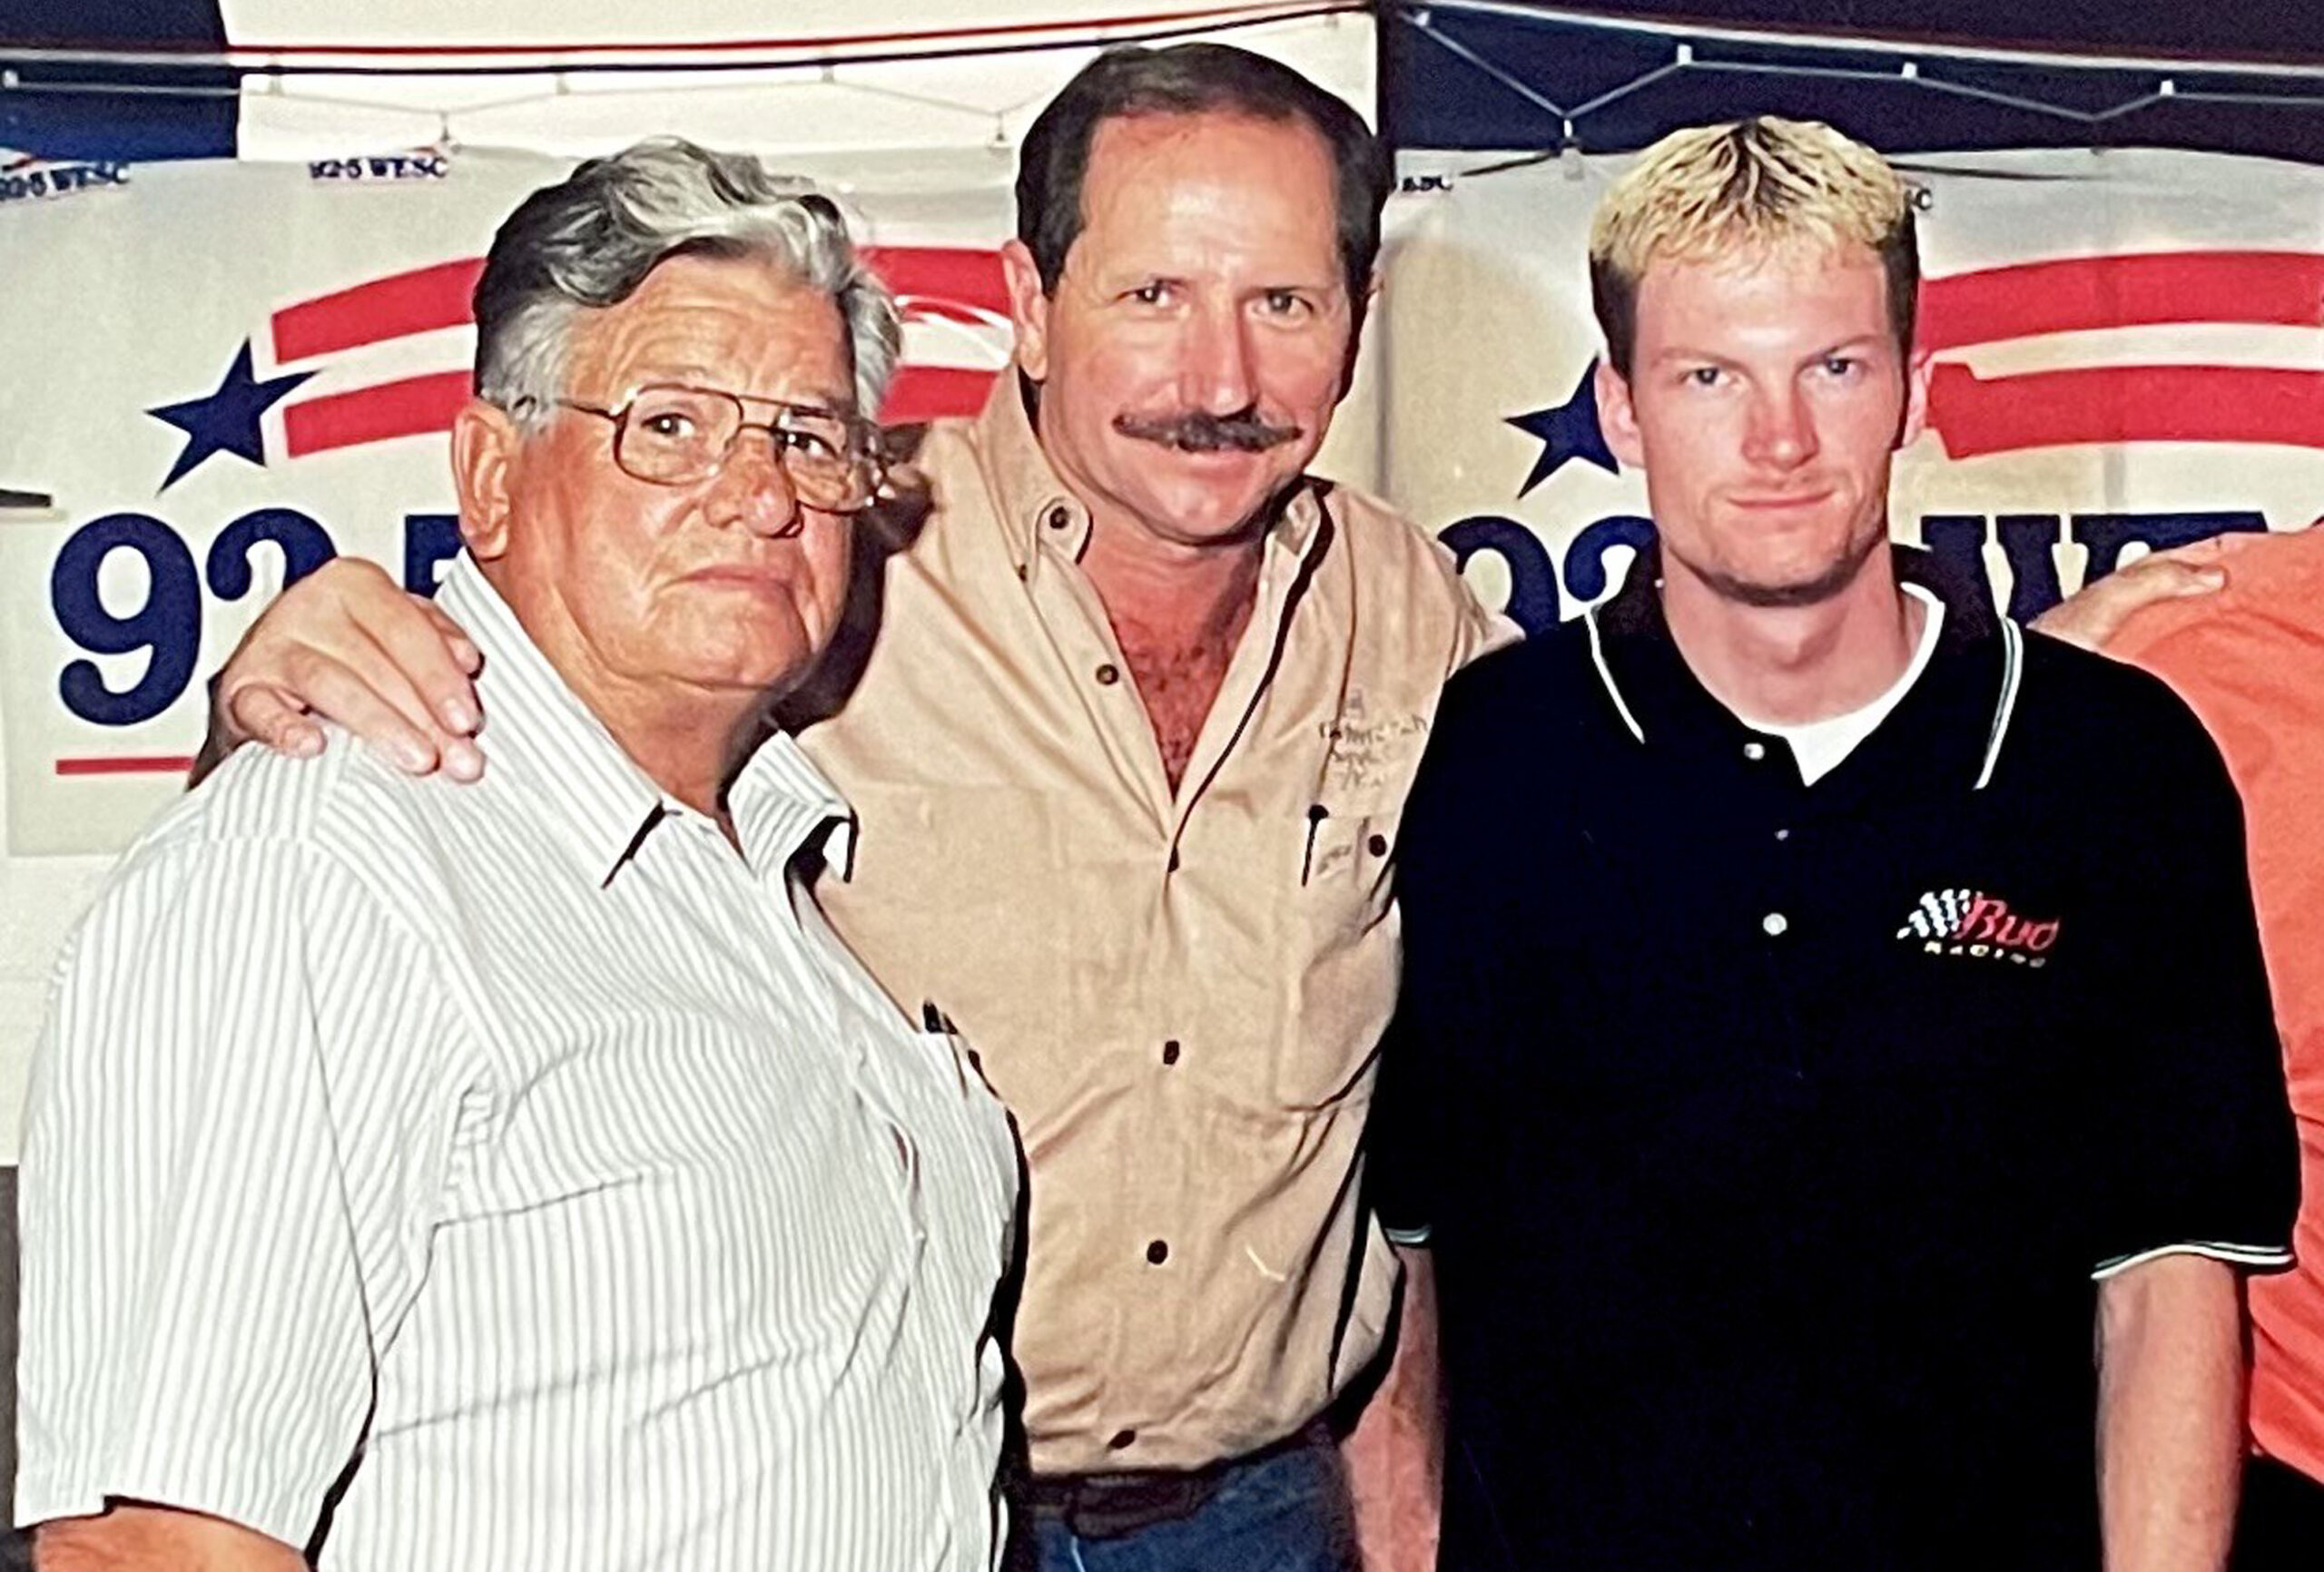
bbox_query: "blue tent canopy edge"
[1383,2,2324,163]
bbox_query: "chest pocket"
[835,998,1021,1347]
[1869,886,2080,1082]
[1300,798,1399,932]
[1282,792,1403,1108]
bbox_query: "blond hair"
[1588,116,1919,378]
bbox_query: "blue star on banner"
[1506,361,1620,496]
[148,340,315,491]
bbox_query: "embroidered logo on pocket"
[1896,887,2060,967]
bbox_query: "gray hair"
[472,137,900,431]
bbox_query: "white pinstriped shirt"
[16,555,1019,1571]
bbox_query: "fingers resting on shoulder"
[213,556,487,780]
[2030,538,2230,653]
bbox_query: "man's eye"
[776,427,842,462]
[1821,356,1861,378]
[1260,290,1311,318]
[1128,282,1173,306]
[1685,367,1724,388]
[638,412,698,440]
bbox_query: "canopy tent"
[15,2,2321,168]
[0,1,1374,163]
[1384,1,2324,162]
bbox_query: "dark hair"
[1015,43,1391,323]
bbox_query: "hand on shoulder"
[2030,538,2230,653]
[203,557,487,784]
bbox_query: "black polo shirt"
[1373,546,2298,1571]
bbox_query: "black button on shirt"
[1372,546,2296,1572]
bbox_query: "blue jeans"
[1018,1435,1359,1572]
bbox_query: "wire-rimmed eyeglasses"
[558,383,883,512]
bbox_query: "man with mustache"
[194,43,1499,1572]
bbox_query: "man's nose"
[704,430,804,536]
[1179,303,1259,417]
[1744,384,1818,469]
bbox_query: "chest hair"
[1111,589,1259,794]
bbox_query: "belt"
[1014,1423,1331,1540]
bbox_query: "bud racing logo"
[1897,888,2060,967]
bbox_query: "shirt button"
[1762,912,1789,937]
[1161,1039,1181,1066]
[1146,1239,1169,1265]
[1366,832,1390,857]
[1774,828,1790,841]
[1096,663,1121,686]
[1743,742,1768,761]
[1109,1429,1137,1450]
[1046,505,1072,531]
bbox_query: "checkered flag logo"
[1898,888,1978,941]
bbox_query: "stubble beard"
[1688,523,1888,610]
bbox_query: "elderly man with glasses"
[15,139,1019,1572]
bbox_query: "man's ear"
[1000,238,1052,382]
[1897,346,1933,451]
[1335,268,1384,401]
[1595,355,1647,471]
[452,399,521,561]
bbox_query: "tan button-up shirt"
[803,383,1505,1475]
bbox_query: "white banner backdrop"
[1380,145,2324,634]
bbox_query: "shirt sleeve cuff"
[15,1464,313,1550]
[2090,1241,2294,1280]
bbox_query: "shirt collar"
[1585,542,2021,796]
[971,375,1329,581]
[437,555,853,887]
[727,729,855,883]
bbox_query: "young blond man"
[1372,118,2298,1571]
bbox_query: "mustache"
[1112,408,1302,454]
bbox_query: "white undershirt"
[1742,584,1945,785]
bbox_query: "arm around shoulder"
[196,555,484,786]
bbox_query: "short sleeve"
[2085,687,2298,1277]
[1445,567,1524,676]
[15,832,460,1545]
